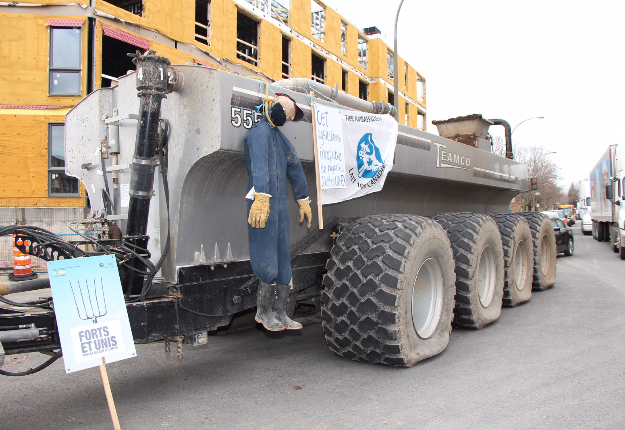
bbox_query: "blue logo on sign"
[356,133,384,179]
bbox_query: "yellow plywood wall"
[0,115,50,197]
[94,0,145,28]
[144,0,195,43]
[95,0,195,44]
[290,0,312,41]
[259,20,284,79]
[369,81,385,104]
[0,13,88,106]
[368,39,387,85]
[323,6,341,56]
[217,1,264,73]
[289,0,369,77]
[0,113,84,206]
[290,38,311,81]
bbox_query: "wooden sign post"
[47,255,137,430]
[100,357,122,430]
[310,102,324,230]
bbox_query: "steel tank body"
[65,66,528,283]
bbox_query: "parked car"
[578,207,592,235]
[542,210,571,226]
[550,217,574,256]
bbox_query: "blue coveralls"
[244,119,309,285]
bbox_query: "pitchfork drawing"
[70,277,108,324]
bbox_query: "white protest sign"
[47,254,136,373]
[314,104,346,189]
[320,111,398,205]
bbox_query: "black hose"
[134,119,172,302]
[0,296,52,308]
[0,351,62,376]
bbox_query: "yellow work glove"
[249,193,271,228]
[297,198,312,229]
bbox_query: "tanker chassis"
[0,53,557,373]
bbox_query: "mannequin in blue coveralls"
[245,93,312,331]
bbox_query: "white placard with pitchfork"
[48,254,136,429]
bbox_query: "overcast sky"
[323,0,625,188]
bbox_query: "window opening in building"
[246,0,269,13]
[388,91,394,107]
[359,80,368,101]
[245,0,289,25]
[311,0,325,42]
[272,0,289,25]
[49,124,79,196]
[195,0,212,45]
[341,69,348,92]
[405,102,409,125]
[404,64,408,90]
[49,27,82,96]
[358,36,368,69]
[341,21,347,56]
[103,0,143,16]
[101,35,139,88]
[282,36,291,79]
[417,111,425,130]
[237,11,259,67]
[311,53,325,84]
[417,76,425,102]
[387,51,394,79]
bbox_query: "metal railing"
[244,0,289,25]
[0,197,89,272]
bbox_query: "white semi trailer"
[589,145,625,258]
[0,53,557,373]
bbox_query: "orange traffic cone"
[8,234,38,281]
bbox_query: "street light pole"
[533,192,540,212]
[512,116,544,135]
[393,0,404,122]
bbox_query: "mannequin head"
[269,93,304,126]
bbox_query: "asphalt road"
[2,230,625,430]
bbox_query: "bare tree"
[567,181,580,205]
[491,135,506,157]
[514,146,562,211]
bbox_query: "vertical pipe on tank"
[124,52,171,295]
[489,119,514,160]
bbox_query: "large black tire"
[597,222,606,241]
[433,213,504,329]
[518,213,557,291]
[490,214,533,307]
[321,215,455,367]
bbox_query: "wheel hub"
[477,246,496,307]
[513,240,528,291]
[412,258,444,339]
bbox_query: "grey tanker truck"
[0,52,556,373]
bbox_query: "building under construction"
[0,0,426,219]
